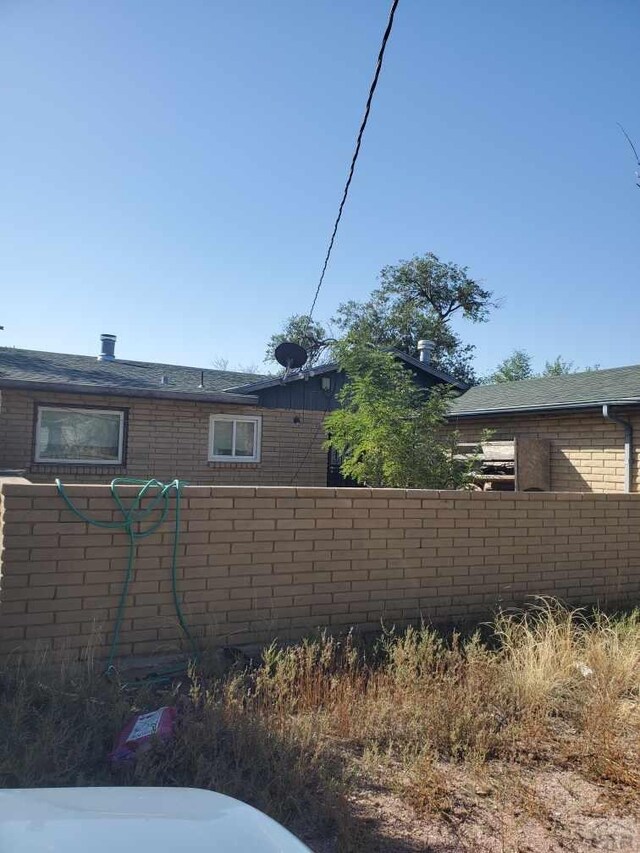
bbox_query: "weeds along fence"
[1,481,639,662]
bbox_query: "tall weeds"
[1,601,638,846]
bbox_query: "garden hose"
[55,477,199,679]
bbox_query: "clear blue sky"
[1,0,638,375]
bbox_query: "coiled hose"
[55,477,198,677]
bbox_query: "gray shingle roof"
[449,364,640,417]
[0,347,268,402]
[232,350,469,393]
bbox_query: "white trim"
[35,406,125,465]
[208,414,262,463]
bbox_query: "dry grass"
[1,600,639,850]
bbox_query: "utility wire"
[291,1,401,485]
[617,122,640,188]
[618,122,640,166]
[306,0,401,322]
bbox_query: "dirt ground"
[3,607,638,853]
[305,764,640,853]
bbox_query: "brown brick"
[29,572,85,587]
[3,459,640,664]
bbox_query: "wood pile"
[457,437,550,491]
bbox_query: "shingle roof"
[448,364,640,417]
[0,347,268,403]
[232,350,469,393]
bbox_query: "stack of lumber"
[456,438,550,492]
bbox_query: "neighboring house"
[448,367,640,493]
[0,336,464,485]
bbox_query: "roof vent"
[417,339,434,365]
[98,334,116,362]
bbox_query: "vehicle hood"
[0,787,311,852]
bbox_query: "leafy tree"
[542,357,599,375]
[332,253,494,384]
[542,356,575,376]
[269,253,495,384]
[334,293,478,384]
[484,350,535,383]
[324,341,478,489]
[485,351,595,383]
[265,314,330,368]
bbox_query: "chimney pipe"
[417,339,434,365]
[98,334,116,362]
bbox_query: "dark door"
[327,448,359,487]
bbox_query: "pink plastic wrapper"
[110,706,177,764]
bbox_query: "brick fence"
[1,482,639,661]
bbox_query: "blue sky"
[1,0,638,375]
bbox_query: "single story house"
[0,335,463,485]
[447,367,640,493]
[3,335,636,493]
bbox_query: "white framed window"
[209,414,261,462]
[35,406,125,464]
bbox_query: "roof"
[448,364,640,418]
[0,347,266,405]
[232,349,469,393]
[0,344,467,405]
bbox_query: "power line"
[289,1,402,486]
[617,122,640,188]
[306,0,401,321]
[618,122,640,166]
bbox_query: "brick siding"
[0,389,327,486]
[1,482,639,661]
[449,409,640,492]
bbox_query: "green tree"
[268,253,495,384]
[265,314,329,368]
[333,253,494,385]
[485,350,535,383]
[485,351,593,383]
[324,342,476,489]
[542,356,575,376]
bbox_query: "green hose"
[55,477,199,677]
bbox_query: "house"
[0,335,463,485]
[448,366,640,493]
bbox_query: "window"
[209,415,261,462]
[35,406,125,464]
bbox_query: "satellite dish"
[274,341,308,370]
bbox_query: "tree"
[324,341,478,489]
[485,350,534,383]
[542,356,575,376]
[212,355,262,374]
[485,351,596,383]
[268,253,495,384]
[264,314,330,368]
[332,253,495,384]
[334,293,477,382]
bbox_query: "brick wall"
[449,409,640,492]
[0,389,327,486]
[1,481,639,661]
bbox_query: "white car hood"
[0,787,311,852]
